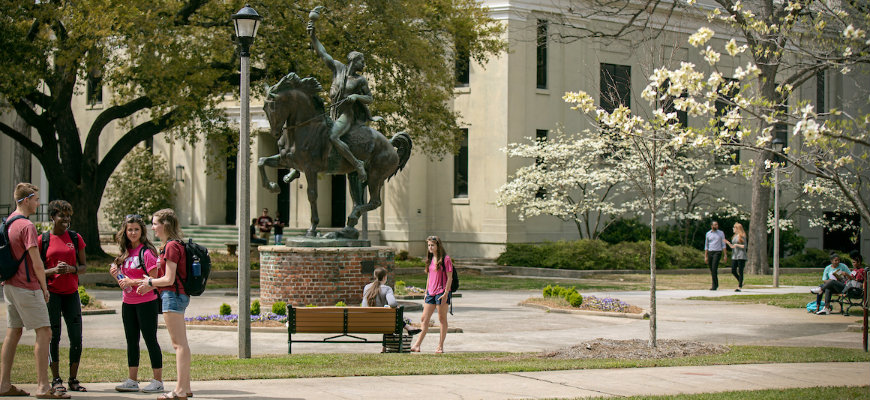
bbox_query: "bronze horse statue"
[258,72,412,239]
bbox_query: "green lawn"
[399,274,623,291]
[574,386,870,400]
[3,345,868,383]
[687,292,865,315]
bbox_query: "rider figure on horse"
[308,7,377,183]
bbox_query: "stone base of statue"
[259,238,395,307]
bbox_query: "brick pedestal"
[259,245,396,307]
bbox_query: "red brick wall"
[259,246,396,307]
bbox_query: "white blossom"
[688,27,714,47]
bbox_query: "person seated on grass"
[811,252,856,315]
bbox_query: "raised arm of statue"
[308,6,335,72]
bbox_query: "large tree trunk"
[12,116,32,185]
[65,177,108,258]
[747,154,771,275]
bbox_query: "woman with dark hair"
[811,252,854,315]
[109,214,163,393]
[40,200,87,394]
[134,209,192,400]
[410,236,453,353]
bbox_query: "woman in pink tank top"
[410,236,453,353]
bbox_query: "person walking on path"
[811,252,856,315]
[134,209,191,400]
[39,200,87,394]
[725,222,747,292]
[410,236,453,354]
[704,221,727,291]
[257,208,273,245]
[109,214,163,394]
[0,183,70,399]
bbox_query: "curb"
[395,293,463,300]
[518,302,649,319]
[159,323,286,333]
[82,308,116,316]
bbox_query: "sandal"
[51,377,66,394]
[34,389,71,399]
[0,385,28,396]
[157,392,188,400]
[435,347,444,354]
[67,378,86,392]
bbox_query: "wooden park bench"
[286,305,410,353]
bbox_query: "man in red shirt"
[257,208,273,245]
[0,183,66,398]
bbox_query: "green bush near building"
[497,239,705,270]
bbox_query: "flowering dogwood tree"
[559,89,724,347]
[684,0,870,273]
[496,131,626,239]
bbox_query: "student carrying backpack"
[172,239,210,296]
[0,215,30,281]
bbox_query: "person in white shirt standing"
[704,221,727,291]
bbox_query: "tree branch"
[0,121,42,156]
[97,109,179,188]
[84,96,154,161]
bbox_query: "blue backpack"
[806,300,825,312]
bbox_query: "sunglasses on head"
[427,236,439,241]
[125,214,143,221]
[16,193,36,203]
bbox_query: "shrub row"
[496,239,705,270]
[543,285,583,307]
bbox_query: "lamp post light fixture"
[175,164,185,183]
[771,137,786,288]
[232,3,262,360]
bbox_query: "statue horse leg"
[304,170,320,237]
[257,154,285,194]
[345,177,383,233]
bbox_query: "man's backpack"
[39,230,80,264]
[172,239,210,296]
[0,215,29,281]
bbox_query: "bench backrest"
[288,306,402,335]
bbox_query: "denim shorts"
[160,291,190,314]
[424,291,451,305]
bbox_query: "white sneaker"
[115,379,139,392]
[810,287,822,294]
[141,379,164,393]
[816,308,830,315]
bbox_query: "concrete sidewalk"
[5,362,868,399]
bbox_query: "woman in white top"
[361,267,397,307]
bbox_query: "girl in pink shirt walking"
[410,236,453,353]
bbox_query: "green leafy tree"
[0,0,506,255]
[103,146,174,227]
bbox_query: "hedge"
[496,239,705,270]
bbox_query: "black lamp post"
[771,137,786,288]
[232,4,261,360]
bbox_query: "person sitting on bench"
[811,252,859,315]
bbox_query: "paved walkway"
[2,286,867,354]
[4,362,868,399]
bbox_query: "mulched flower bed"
[541,338,729,359]
[185,312,287,327]
[522,295,644,314]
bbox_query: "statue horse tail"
[388,131,412,181]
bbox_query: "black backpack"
[444,257,459,293]
[0,215,29,281]
[39,230,80,265]
[171,239,210,296]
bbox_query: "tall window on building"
[715,79,740,164]
[454,129,469,198]
[823,212,860,252]
[535,129,548,199]
[816,70,825,114]
[86,71,103,106]
[600,63,631,112]
[536,20,548,89]
[455,44,470,87]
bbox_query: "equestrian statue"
[258,6,412,240]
